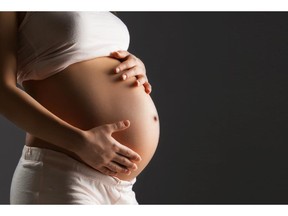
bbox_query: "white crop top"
[17,11,130,86]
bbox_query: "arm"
[0,12,140,176]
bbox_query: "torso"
[18,12,160,181]
[19,12,160,180]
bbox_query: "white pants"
[10,145,138,204]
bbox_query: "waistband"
[22,145,136,188]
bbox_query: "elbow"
[0,77,18,92]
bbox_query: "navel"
[153,115,158,122]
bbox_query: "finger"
[113,154,138,171]
[98,167,118,176]
[121,67,137,80]
[143,82,152,94]
[116,144,142,162]
[135,75,147,86]
[115,57,137,74]
[110,50,130,59]
[106,162,131,174]
[122,66,146,81]
[106,120,130,133]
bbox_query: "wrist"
[64,126,87,155]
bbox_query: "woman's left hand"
[110,50,152,94]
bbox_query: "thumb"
[110,50,129,59]
[110,120,130,132]
[110,51,123,58]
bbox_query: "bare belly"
[22,57,160,181]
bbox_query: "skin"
[23,56,160,180]
[110,50,152,95]
[0,12,155,178]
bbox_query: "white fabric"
[10,145,138,204]
[17,12,130,86]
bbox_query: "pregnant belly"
[22,57,160,181]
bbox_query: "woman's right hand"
[75,120,141,177]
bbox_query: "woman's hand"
[75,120,141,177]
[110,50,152,94]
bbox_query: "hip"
[10,145,138,204]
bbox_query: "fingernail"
[115,68,120,73]
[123,120,129,127]
[133,164,138,170]
[148,87,152,94]
[122,74,127,80]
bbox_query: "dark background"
[1,12,288,204]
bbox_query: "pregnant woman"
[0,12,160,204]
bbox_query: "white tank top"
[17,12,130,86]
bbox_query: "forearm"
[0,84,85,152]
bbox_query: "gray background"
[1,12,288,204]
